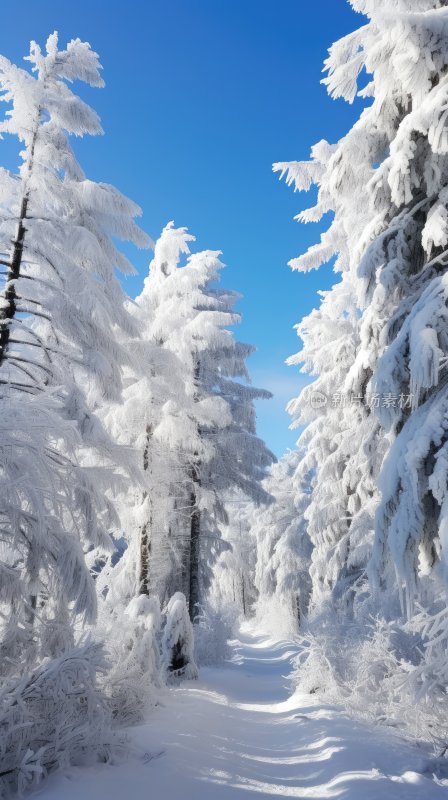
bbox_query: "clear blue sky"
[1,0,367,456]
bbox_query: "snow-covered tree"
[100,594,162,726]
[104,222,274,619]
[275,0,448,732]
[278,0,448,615]
[161,592,198,680]
[335,1,448,622]
[253,450,312,634]
[0,33,150,671]
[210,494,258,618]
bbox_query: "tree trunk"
[139,424,152,596]
[241,573,246,617]
[139,521,151,596]
[0,123,39,369]
[187,361,202,621]
[0,196,29,366]
[293,592,300,626]
[188,463,201,621]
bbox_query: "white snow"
[35,626,446,799]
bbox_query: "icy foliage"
[253,451,313,637]
[0,33,149,401]
[161,592,198,681]
[293,611,448,747]
[278,0,448,618]
[0,33,149,674]
[102,222,274,617]
[208,495,258,619]
[0,641,112,797]
[273,0,448,741]
[284,273,382,622]
[0,30,277,794]
[0,33,155,786]
[193,602,236,666]
[99,595,162,727]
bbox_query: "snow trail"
[37,627,447,799]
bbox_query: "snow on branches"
[272,0,448,739]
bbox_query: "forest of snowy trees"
[2,0,448,795]
[0,34,274,793]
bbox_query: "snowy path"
[37,627,447,799]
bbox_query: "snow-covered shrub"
[0,641,112,798]
[293,610,368,698]
[161,592,198,681]
[193,603,237,666]
[99,595,162,727]
[294,613,448,746]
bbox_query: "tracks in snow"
[37,626,447,799]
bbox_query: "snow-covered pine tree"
[291,275,383,620]
[115,222,274,619]
[280,0,448,615]
[192,277,275,618]
[0,33,150,670]
[273,143,365,618]
[253,449,312,634]
[209,493,258,618]
[337,1,448,623]
[265,202,380,621]
[276,0,448,728]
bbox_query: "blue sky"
[1,0,367,456]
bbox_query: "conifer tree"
[105,222,274,618]
[275,0,448,721]
[0,33,150,669]
[253,450,312,631]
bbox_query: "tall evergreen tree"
[0,33,150,669]
[253,450,312,632]
[275,0,448,726]
[104,222,274,618]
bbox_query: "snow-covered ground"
[36,627,448,799]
